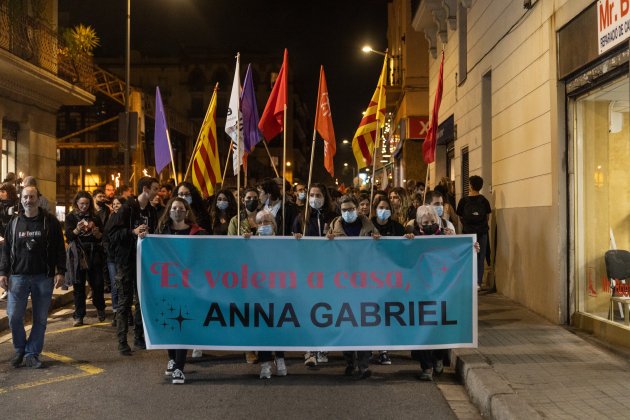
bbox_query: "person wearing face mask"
[156,197,208,384]
[243,210,288,379]
[327,195,377,379]
[65,191,106,327]
[293,183,306,211]
[174,182,212,233]
[257,178,297,236]
[209,189,237,236]
[426,190,456,235]
[103,196,126,327]
[228,188,260,236]
[292,183,338,367]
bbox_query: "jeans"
[7,274,53,357]
[73,264,105,319]
[477,233,488,286]
[114,263,143,346]
[107,262,118,312]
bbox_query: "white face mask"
[342,210,358,223]
[258,224,274,236]
[309,197,324,210]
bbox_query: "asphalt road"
[0,305,478,419]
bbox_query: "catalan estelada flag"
[192,86,222,197]
[352,56,387,169]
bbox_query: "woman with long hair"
[157,197,208,384]
[103,196,126,326]
[174,182,212,233]
[209,189,238,236]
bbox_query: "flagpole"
[166,129,177,183]
[221,145,232,188]
[184,83,218,182]
[369,132,379,219]
[282,104,287,236]
[262,141,280,178]
[237,136,241,234]
[304,69,323,236]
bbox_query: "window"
[461,146,469,196]
[1,119,17,181]
[573,75,630,323]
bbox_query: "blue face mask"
[434,205,444,217]
[342,210,358,224]
[258,224,274,236]
[183,195,192,205]
[376,208,391,221]
[298,192,306,201]
[217,200,229,211]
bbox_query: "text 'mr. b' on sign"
[598,0,630,54]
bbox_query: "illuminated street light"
[342,139,350,144]
[286,161,292,167]
[362,45,389,58]
[343,162,349,167]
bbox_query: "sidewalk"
[0,287,74,332]
[453,292,630,420]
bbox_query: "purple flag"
[154,86,172,174]
[241,64,261,153]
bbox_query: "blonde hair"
[416,205,439,226]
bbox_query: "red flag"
[258,49,288,142]
[315,66,336,177]
[422,50,444,164]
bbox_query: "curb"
[452,348,542,420]
[0,289,74,333]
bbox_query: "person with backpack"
[456,175,492,288]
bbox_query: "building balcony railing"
[0,5,95,92]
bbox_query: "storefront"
[562,3,630,345]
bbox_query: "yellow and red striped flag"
[192,86,222,197]
[352,56,387,169]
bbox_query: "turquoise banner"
[138,235,477,350]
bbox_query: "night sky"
[59,0,388,178]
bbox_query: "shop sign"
[407,116,429,139]
[598,0,630,54]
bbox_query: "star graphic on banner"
[168,307,194,332]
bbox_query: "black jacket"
[105,197,157,266]
[0,208,66,277]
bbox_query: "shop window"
[574,75,630,323]
[1,119,17,181]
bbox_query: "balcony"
[0,5,94,106]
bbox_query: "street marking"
[47,322,110,335]
[0,352,104,394]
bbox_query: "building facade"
[0,0,94,201]
[413,0,630,345]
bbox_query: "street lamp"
[362,45,389,57]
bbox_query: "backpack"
[461,197,487,225]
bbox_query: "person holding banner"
[292,183,338,367]
[156,196,208,384]
[228,188,260,236]
[174,182,212,234]
[244,210,288,379]
[293,183,306,212]
[106,177,159,355]
[209,189,238,236]
[327,194,377,379]
[257,178,296,236]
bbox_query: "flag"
[192,86,222,197]
[226,54,243,176]
[315,65,336,177]
[352,56,387,169]
[422,50,444,164]
[241,63,261,153]
[154,86,172,174]
[258,49,288,142]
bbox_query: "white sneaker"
[165,359,175,375]
[191,349,202,358]
[316,352,328,363]
[260,361,272,379]
[275,357,287,376]
[172,369,185,384]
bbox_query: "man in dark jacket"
[0,185,65,368]
[106,177,159,355]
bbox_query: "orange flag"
[258,49,288,142]
[315,66,336,177]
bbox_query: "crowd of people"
[0,173,490,385]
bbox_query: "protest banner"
[138,236,477,350]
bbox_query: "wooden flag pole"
[236,126,241,234]
[369,132,379,219]
[221,145,233,188]
[262,141,280,178]
[282,104,287,236]
[165,129,177,183]
[303,130,317,236]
